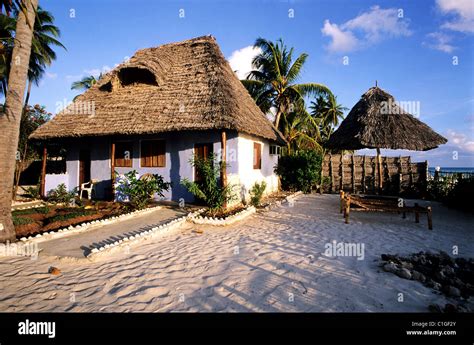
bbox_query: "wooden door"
[79,149,91,185]
[194,143,213,182]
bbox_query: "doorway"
[79,149,91,186]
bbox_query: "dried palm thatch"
[325,86,447,151]
[30,36,285,143]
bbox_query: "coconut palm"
[280,99,323,154]
[0,13,15,94]
[310,94,347,130]
[242,38,332,130]
[0,0,38,242]
[71,74,99,91]
[23,7,65,106]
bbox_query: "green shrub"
[275,150,322,193]
[181,154,236,213]
[115,170,171,210]
[12,216,35,226]
[444,177,474,213]
[46,183,77,204]
[24,185,40,199]
[13,206,50,216]
[46,208,96,224]
[250,181,267,207]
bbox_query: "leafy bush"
[444,177,474,213]
[46,183,77,204]
[24,185,40,199]
[46,208,96,224]
[12,216,35,226]
[181,154,236,214]
[275,150,322,193]
[13,206,50,216]
[115,170,171,210]
[250,181,267,207]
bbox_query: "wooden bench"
[339,190,433,230]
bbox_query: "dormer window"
[117,67,158,86]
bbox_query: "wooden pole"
[221,130,227,208]
[362,155,366,193]
[40,146,47,198]
[339,154,344,191]
[111,142,115,200]
[329,153,333,193]
[351,154,355,193]
[376,148,382,193]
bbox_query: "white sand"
[0,194,472,312]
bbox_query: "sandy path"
[38,207,188,258]
[0,194,472,312]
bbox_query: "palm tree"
[0,0,38,242]
[281,99,323,154]
[242,38,332,130]
[23,7,65,106]
[310,94,347,128]
[0,13,15,94]
[71,74,99,91]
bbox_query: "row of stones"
[19,206,162,243]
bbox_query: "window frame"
[113,141,134,168]
[253,142,262,170]
[140,139,166,168]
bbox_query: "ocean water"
[428,167,474,173]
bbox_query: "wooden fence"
[321,154,428,195]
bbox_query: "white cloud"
[84,65,111,77]
[423,32,456,53]
[446,129,474,153]
[321,6,412,53]
[437,0,474,33]
[228,46,262,79]
[45,72,57,79]
[321,20,358,53]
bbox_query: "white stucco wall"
[44,173,69,197]
[234,133,280,203]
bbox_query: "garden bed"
[13,202,131,238]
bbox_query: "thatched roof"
[325,86,447,151]
[31,36,285,143]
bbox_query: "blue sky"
[25,0,474,167]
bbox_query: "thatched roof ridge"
[325,86,447,151]
[31,35,285,143]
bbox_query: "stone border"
[18,206,162,244]
[12,202,48,211]
[259,190,303,211]
[188,206,256,226]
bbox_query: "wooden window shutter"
[253,142,261,169]
[114,142,133,167]
[141,140,166,167]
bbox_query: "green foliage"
[275,150,322,193]
[250,181,267,207]
[181,154,236,213]
[12,206,49,216]
[46,209,95,224]
[12,216,35,226]
[444,178,474,212]
[46,183,77,204]
[115,170,171,210]
[24,183,40,199]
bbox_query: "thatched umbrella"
[325,84,447,191]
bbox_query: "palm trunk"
[12,80,33,201]
[0,0,38,242]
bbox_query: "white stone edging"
[18,206,162,244]
[188,206,256,226]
